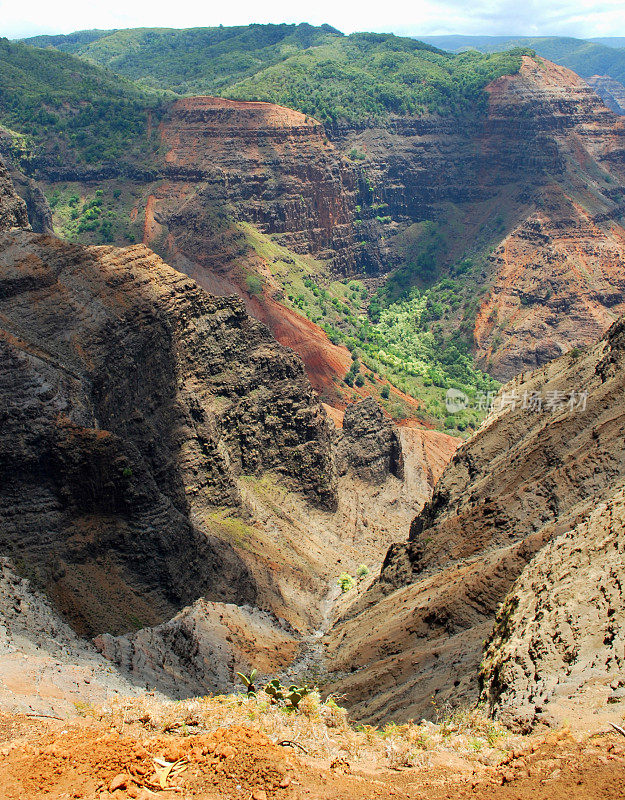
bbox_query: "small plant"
[338,572,356,593]
[121,467,133,478]
[380,385,390,399]
[264,678,310,710]
[356,564,370,580]
[236,668,258,695]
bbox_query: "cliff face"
[336,397,404,483]
[0,160,29,232]
[472,58,625,378]
[0,169,454,705]
[0,172,339,637]
[325,313,625,723]
[146,97,364,275]
[29,57,625,394]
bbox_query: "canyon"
[0,161,457,716]
[0,31,624,778]
[13,55,625,400]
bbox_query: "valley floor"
[0,704,623,800]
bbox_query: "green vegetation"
[45,183,140,244]
[236,668,258,695]
[356,564,370,579]
[24,24,342,95]
[227,34,526,125]
[264,678,311,710]
[19,26,526,126]
[421,34,625,84]
[338,572,356,592]
[236,671,312,711]
[0,38,162,166]
[240,223,498,433]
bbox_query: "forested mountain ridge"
[20,26,525,125]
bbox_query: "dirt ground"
[0,712,623,800]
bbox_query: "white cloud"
[1,0,624,40]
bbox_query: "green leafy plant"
[236,668,258,695]
[356,564,370,580]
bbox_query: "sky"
[2,0,625,41]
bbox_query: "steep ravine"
[0,162,457,711]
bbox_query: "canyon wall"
[0,157,340,638]
[325,312,625,723]
[25,56,625,391]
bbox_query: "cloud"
[1,0,624,41]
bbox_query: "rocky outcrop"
[336,398,404,483]
[0,558,147,717]
[587,74,625,115]
[480,487,625,732]
[146,97,364,275]
[471,58,625,378]
[474,188,625,379]
[325,312,625,723]
[94,599,298,698]
[0,160,29,232]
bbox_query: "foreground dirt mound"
[0,706,624,800]
[325,314,625,722]
[480,486,625,732]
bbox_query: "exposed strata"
[0,158,29,232]
[148,97,363,275]
[472,58,625,378]
[28,57,625,393]
[0,166,455,705]
[324,312,625,723]
[0,156,339,638]
[336,57,625,380]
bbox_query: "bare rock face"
[94,599,298,698]
[587,74,625,115]
[0,165,338,637]
[480,487,625,732]
[0,160,29,232]
[336,398,404,483]
[325,313,625,723]
[139,97,364,276]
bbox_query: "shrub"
[356,564,369,579]
[338,572,355,593]
[381,385,390,399]
[245,274,263,295]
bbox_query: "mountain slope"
[23,24,345,95]
[324,311,625,723]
